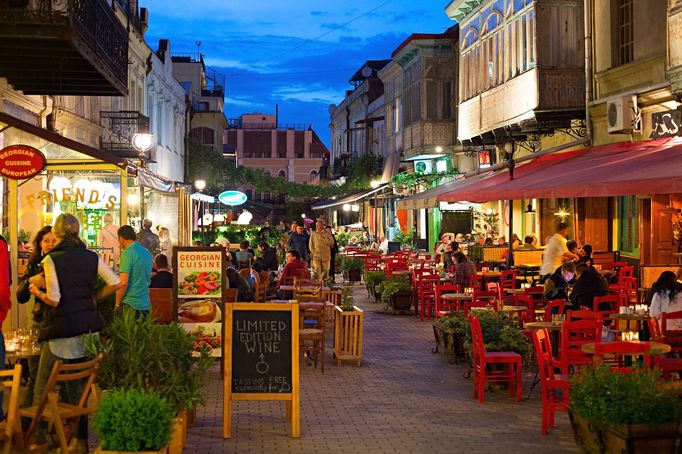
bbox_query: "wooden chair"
[531,329,570,434]
[294,279,323,302]
[435,282,461,318]
[593,295,619,327]
[647,318,682,379]
[661,310,682,353]
[566,309,600,322]
[150,288,173,323]
[513,294,535,325]
[486,282,503,301]
[543,300,567,322]
[254,280,268,302]
[22,353,104,453]
[225,288,238,303]
[559,320,601,375]
[416,273,439,321]
[321,289,342,325]
[469,315,522,403]
[0,364,23,454]
[299,304,326,373]
[594,340,653,372]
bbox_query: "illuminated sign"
[218,190,247,206]
[478,150,493,168]
[0,145,46,180]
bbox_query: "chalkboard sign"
[231,310,292,393]
[223,302,300,439]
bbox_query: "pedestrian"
[158,226,173,268]
[150,254,173,289]
[540,222,579,280]
[288,222,310,263]
[0,231,10,388]
[327,225,339,279]
[97,212,120,267]
[309,219,334,281]
[16,226,56,407]
[117,225,153,316]
[137,218,160,255]
[28,214,120,447]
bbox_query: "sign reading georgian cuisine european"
[0,145,46,180]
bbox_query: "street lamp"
[195,179,207,245]
[131,133,154,223]
[370,180,381,189]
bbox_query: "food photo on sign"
[176,250,223,323]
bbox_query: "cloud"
[310,10,326,16]
[273,85,341,104]
[225,96,266,108]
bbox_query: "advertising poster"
[174,247,226,358]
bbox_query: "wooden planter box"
[347,269,362,283]
[168,410,187,454]
[432,324,466,364]
[334,306,364,366]
[569,411,681,454]
[96,446,168,454]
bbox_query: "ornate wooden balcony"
[100,111,150,159]
[0,0,128,95]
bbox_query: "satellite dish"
[361,66,372,78]
[328,104,337,115]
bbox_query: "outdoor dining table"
[504,288,526,295]
[441,293,473,302]
[581,340,671,356]
[611,313,650,332]
[514,264,541,285]
[278,285,331,292]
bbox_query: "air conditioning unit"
[607,96,641,134]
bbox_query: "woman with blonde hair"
[158,226,173,268]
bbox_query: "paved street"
[185,286,578,453]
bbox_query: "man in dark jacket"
[258,242,278,271]
[569,262,609,310]
[137,219,160,255]
[287,223,309,263]
[543,261,576,301]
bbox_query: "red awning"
[437,137,682,202]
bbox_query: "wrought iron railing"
[100,111,150,158]
[0,0,128,88]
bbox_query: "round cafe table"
[610,313,650,332]
[441,293,473,302]
[581,340,671,355]
[524,321,564,331]
[504,288,526,295]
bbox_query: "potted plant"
[89,310,213,454]
[394,228,418,252]
[569,364,682,453]
[334,288,364,366]
[94,389,174,453]
[463,310,532,367]
[378,277,413,314]
[364,271,386,302]
[341,256,364,283]
[433,312,469,364]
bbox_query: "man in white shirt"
[540,222,579,278]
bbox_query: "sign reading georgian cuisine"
[0,145,46,180]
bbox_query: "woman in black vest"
[28,214,121,445]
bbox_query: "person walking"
[137,218,160,255]
[327,225,339,279]
[28,214,120,447]
[309,219,334,281]
[540,222,579,280]
[158,226,173,267]
[117,225,153,316]
[288,222,310,263]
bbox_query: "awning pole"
[8,179,18,329]
[508,200,514,269]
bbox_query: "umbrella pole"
[507,200,514,269]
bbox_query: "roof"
[391,32,458,58]
[349,60,391,83]
[436,137,682,203]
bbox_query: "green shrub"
[436,311,469,336]
[378,278,412,306]
[570,364,682,427]
[364,271,387,286]
[91,309,213,414]
[95,389,174,452]
[465,310,532,366]
[340,257,364,272]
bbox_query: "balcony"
[0,0,128,95]
[100,111,150,159]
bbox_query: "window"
[618,196,639,255]
[617,0,634,66]
[278,170,286,179]
[309,170,318,182]
[425,64,455,121]
[189,127,215,145]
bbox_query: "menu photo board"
[223,302,300,439]
[173,247,226,358]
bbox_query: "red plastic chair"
[647,318,682,378]
[513,294,536,325]
[531,329,570,434]
[486,282,503,301]
[594,340,653,372]
[661,310,682,353]
[593,295,619,327]
[469,315,522,403]
[435,282,461,318]
[542,300,567,322]
[566,309,600,322]
[411,268,432,317]
[385,258,409,278]
[416,274,439,321]
[469,274,483,291]
[559,320,602,375]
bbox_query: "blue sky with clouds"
[142,0,454,147]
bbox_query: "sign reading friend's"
[224,302,300,439]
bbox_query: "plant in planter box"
[433,312,469,362]
[341,287,355,311]
[364,271,386,302]
[379,277,412,312]
[94,389,174,453]
[341,257,364,282]
[569,364,682,453]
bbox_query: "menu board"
[173,247,226,360]
[231,310,292,393]
[223,302,300,439]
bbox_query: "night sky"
[142,0,454,147]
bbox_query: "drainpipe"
[584,0,594,144]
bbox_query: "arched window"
[278,170,286,179]
[309,170,318,181]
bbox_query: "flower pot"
[334,305,364,366]
[366,283,376,301]
[568,411,681,454]
[389,290,412,314]
[348,269,362,283]
[432,324,466,364]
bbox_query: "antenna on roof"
[195,41,202,57]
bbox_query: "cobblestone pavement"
[185,285,578,454]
